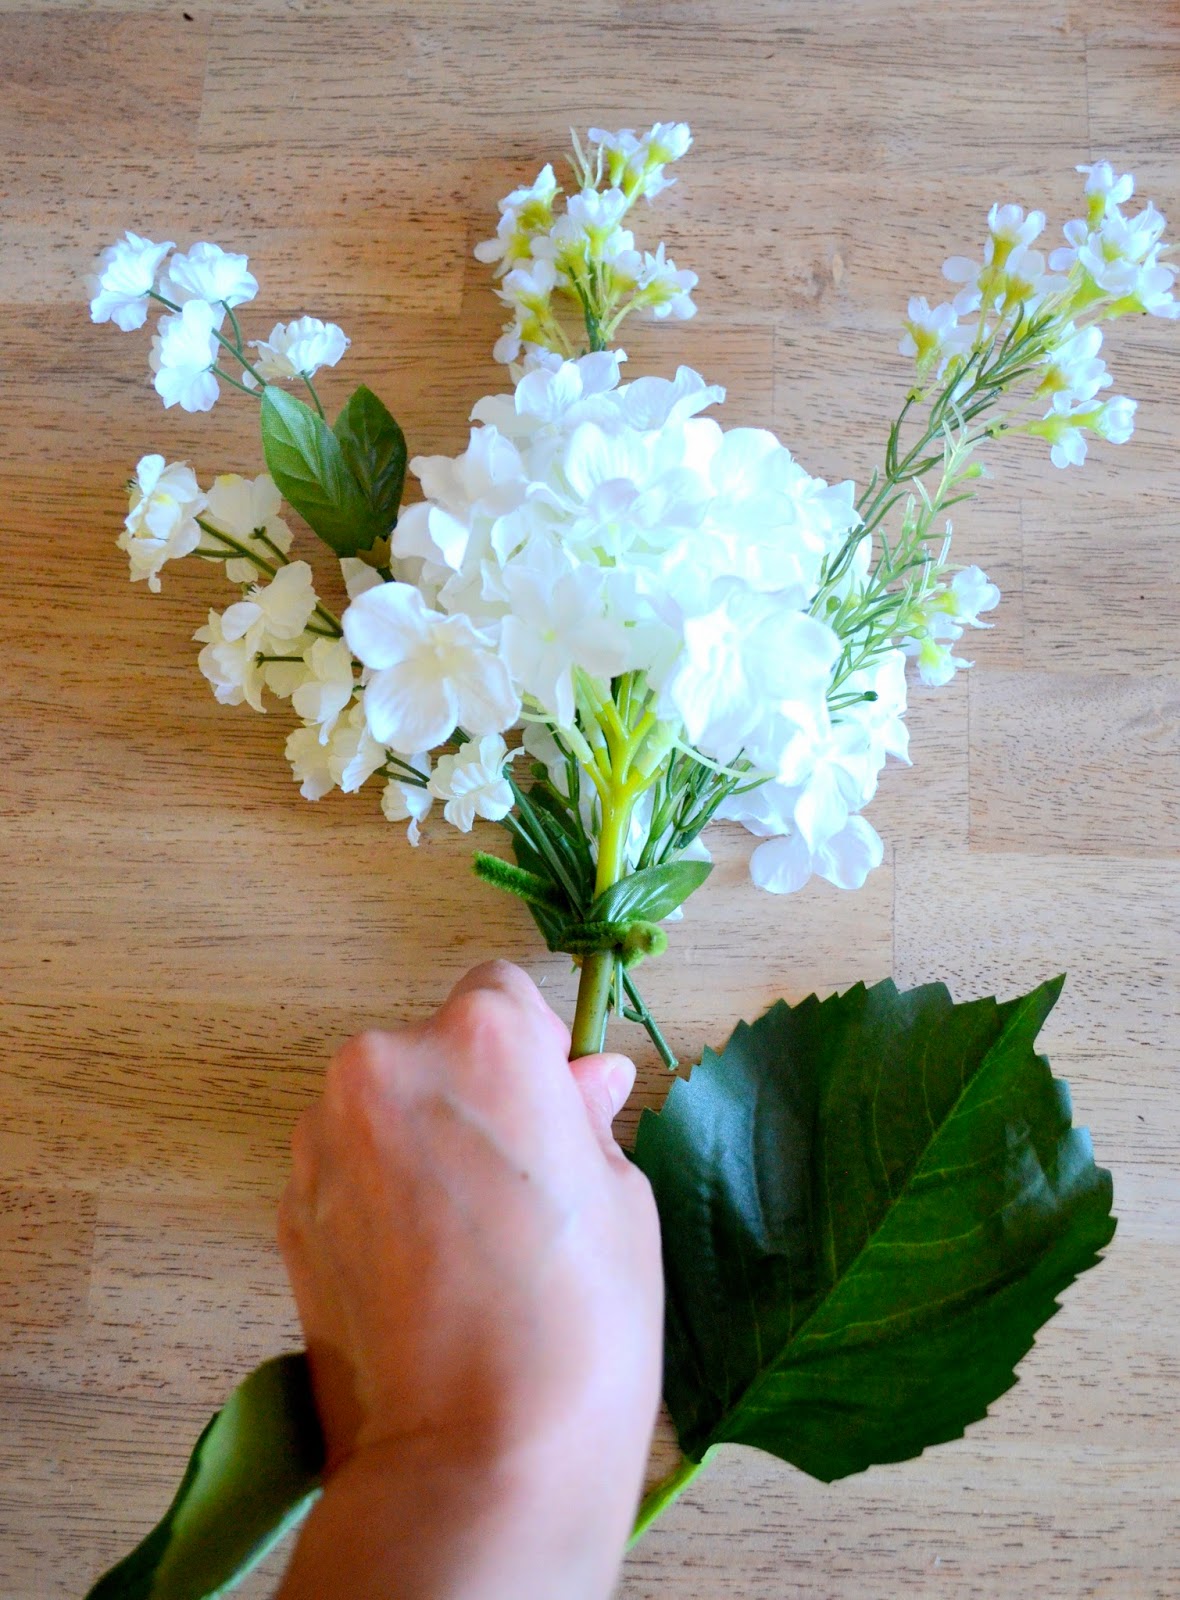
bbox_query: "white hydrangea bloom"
[118,454,205,591]
[657,582,840,768]
[194,563,319,713]
[150,299,223,412]
[498,542,628,727]
[201,472,293,582]
[194,610,267,711]
[220,561,318,650]
[382,753,433,844]
[329,700,388,792]
[343,581,520,754]
[750,814,884,894]
[249,317,349,381]
[89,231,174,331]
[349,349,885,889]
[291,637,355,741]
[161,242,258,309]
[428,735,518,832]
[339,557,386,599]
[285,700,386,800]
[285,723,336,800]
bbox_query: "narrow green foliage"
[332,385,408,535]
[812,305,1062,703]
[634,975,1115,1482]
[85,1354,323,1600]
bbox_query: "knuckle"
[326,1029,397,1099]
[468,958,523,989]
[436,987,520,1060]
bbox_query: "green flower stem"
[570,949,616,1058]
[629,1455,705,1547]
[213,365,261,398]
[224,301,246,351]
[302,373,326,418]
[622,971,677,1072]
[193,520,344,637]
[570,779,635,1057]
[196,519,279,577]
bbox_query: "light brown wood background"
[2,0,1178,1595]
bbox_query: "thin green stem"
[629,1456,705,1547]
[224,302,246,352]
[254,528,292,565]
[302,373,326,418]
[194,519,344,636]
[377,759,430,788]
[622,971,677,1071]
[212,365,260,399]
[196,518,279,577]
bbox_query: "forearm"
[277,1440,632,1600]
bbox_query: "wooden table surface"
[3,1,1178,1595]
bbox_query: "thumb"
[568,1051,636,1161]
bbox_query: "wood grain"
[2,1,1178,1595]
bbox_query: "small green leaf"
[332,385,408,535]
[85,1353,323,1600]
[260,387,379,556]
[633,976,1115,1482]
[591,860,712,927]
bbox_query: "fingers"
[444,958,542,1010]
[568,1051,636,1162]
[435,959,572,1061]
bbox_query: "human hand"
[275,960,663,1600]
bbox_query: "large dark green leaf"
[85,1353,323,1600]
[260,388,380,556]
[332,385,407,535]
[633,976,1115,1482]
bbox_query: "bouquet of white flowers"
[84,127,1174,1598]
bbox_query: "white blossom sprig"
[89,234,349,416]
[474,122,697,366]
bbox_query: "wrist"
[279,1429,638,1600]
